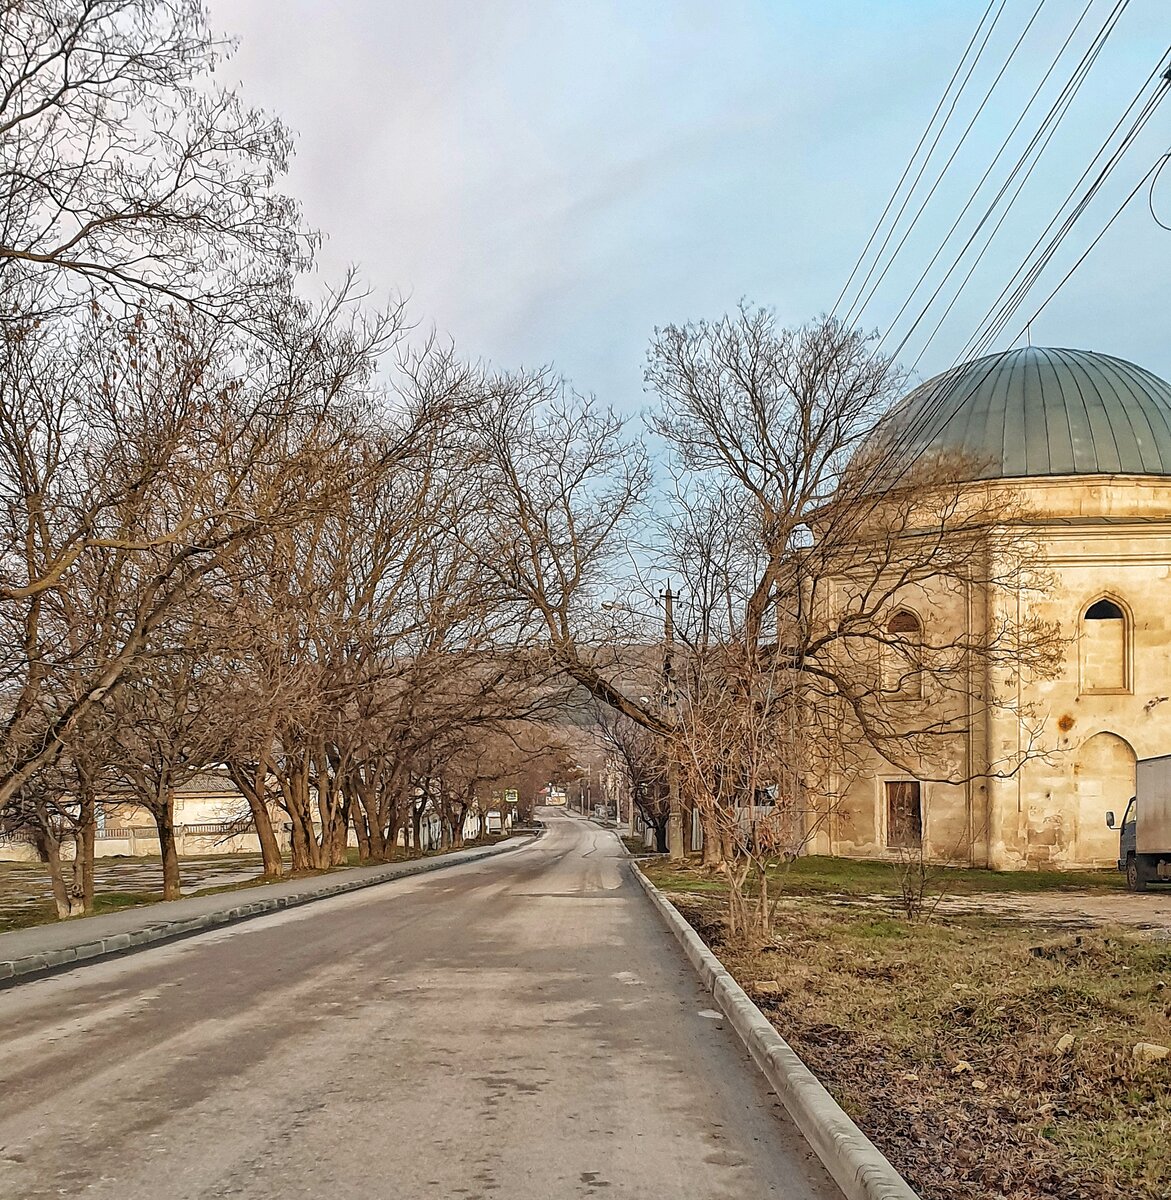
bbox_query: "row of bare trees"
[0,288,588,913]
[0,4,1066,942]
[0,2,585,917]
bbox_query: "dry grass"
[661,885,1171,1200]
[0,836,512,934]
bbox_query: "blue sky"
[208,1,1171,407]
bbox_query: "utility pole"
[664,584,684,861]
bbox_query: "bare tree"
[102,619,241,900]
[0,287,401,835]
[457,369,663,731]
[0,0,311,314]
[645,306,1065,940]
[595,706,670,851]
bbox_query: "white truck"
[1106,754,1171,891]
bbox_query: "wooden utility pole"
[664,584,684,861]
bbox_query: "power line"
[849,51,1171,497]
[963,68,1169,358]
[845,0,1051,330]
[1149,152,1171,231]
[877,0,1122,367]
[901,13,1136,378]
[832,0,1009,324]
[1015,161,1159,336]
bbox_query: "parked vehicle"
[1106,754,1171,891]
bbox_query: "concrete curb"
[0,835,538,987]
[632,863,920,1200]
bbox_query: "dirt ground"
[0,856,265,932]
[649,870,1171,1200]
[936,888,1171,935]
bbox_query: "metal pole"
[665,584,684,861]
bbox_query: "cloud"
[207,0,1171,405]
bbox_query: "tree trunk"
[289,806,313,872]
[35,829,79,919]
[352,805,371,861]
[701,807,725,868]
[77,787,97,912]
[252,799,285,879]
[385,808,402,859]
[155,801,181,901]
[227,761,285,879]
[246,783,284,878]
[284,753,323,870]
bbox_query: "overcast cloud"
[206,1,1171,407]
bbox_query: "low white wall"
[0,825,292,862]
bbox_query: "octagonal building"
[814,345,1171,870]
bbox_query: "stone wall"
[816,475,1171,871]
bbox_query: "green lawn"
[644,853,1126,899]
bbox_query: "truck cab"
[1108,798,1138,884]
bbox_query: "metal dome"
[880,346,1171,480]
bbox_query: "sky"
[205,1,1171,410]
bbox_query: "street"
[0,812,837,1200]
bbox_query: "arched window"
[1080,598,1128,693]
[884,609,923,700]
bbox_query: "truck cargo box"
[1136,755,1171,854]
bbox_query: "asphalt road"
[0,811,838,1200]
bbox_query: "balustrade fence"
[1,821,253,845]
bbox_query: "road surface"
[0,811,838,1200]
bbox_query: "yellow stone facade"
[815,475,1171,870]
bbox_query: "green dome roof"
[880,346,1171,480]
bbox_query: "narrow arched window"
[1081,598,1128,693]
[884,610,923,700]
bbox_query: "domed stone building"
[813,345,1171,871]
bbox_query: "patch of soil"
[667,891,1171,1200]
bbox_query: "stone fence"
[0,822,285,862]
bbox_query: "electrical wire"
[832,0,1009,324]
[1013,161,1159,336]
[878,0,1125,367]
[830,0,1002,321]
[845,0,1051,330]
[1146,152,1171,231]
[951,62,1165,360]
[965,71,1169,357]
[849,56,1171,498]
[897,2,1142,375]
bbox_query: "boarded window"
[883,610,923,699]
[886,780,922,849]
[1081,599,1126,692]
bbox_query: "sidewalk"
[0,834,536,985]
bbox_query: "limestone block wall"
[821,476,1171,871]
[986,513,1171,869]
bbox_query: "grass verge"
[0,835,517,934]
[645,863,1170,1200]
[646,853,1126,899]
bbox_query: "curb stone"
[1,835,538,987]
[632,862,920,1200]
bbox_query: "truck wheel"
[1126,855,1149,892]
